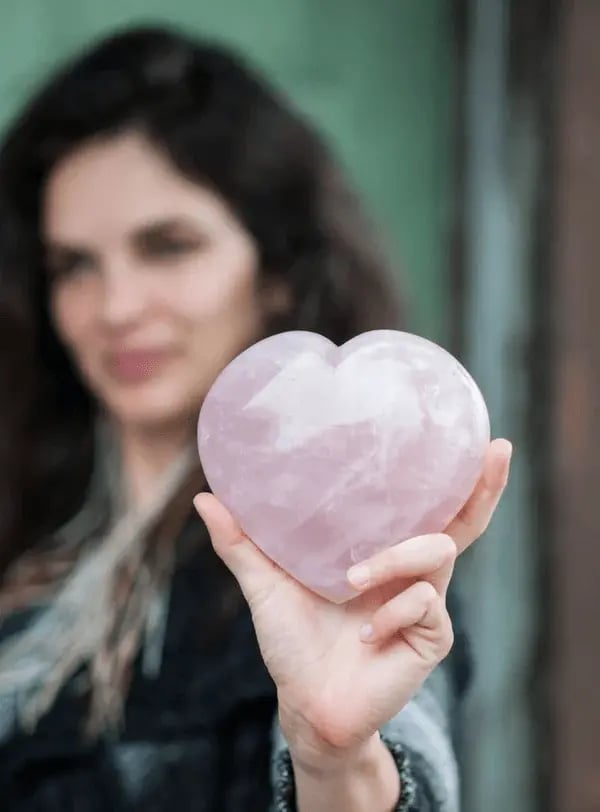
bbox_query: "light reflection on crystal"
[198,330,489,603]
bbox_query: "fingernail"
[360,623,374,642]
[347,564,371,589]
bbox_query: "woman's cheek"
[50,284,98,352]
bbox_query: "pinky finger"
[361,581,443,644]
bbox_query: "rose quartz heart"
[197,330,489,603]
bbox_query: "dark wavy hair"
[0,24,402,574]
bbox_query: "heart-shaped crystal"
[198,330,489,602]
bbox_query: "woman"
[0,24,511,811]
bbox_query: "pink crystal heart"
[197,330,490,603]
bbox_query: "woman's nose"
[100,263,148,329]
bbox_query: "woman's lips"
[107,348,176,383]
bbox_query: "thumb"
[193,493,280,602]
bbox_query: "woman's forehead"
[42,132,231,246]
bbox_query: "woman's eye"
[47,253,95,282]
[145,237,201,259]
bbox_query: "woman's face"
[44,131,270,431]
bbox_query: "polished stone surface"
[198,330,490,602]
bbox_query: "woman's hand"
[194,438,512,771]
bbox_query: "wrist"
[289,733,402,812]
[289,730,385,779]
[277,695,382,776]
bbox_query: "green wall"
[1,0,454,342]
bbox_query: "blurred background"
[1,1,597,811]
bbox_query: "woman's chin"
[102,384,201,431]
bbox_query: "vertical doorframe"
[452,1,557,810]
[551,3,600,811]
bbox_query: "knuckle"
[480,510,494,533]
[417,580,438,609]
[435,534,457,566]
[472,515,491,539]
[390,543,410,572]
[460,505,490,541]
[377,599,397,630]
[386,542,405,564]
[373,544,403,579]
[437,613,455,657]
